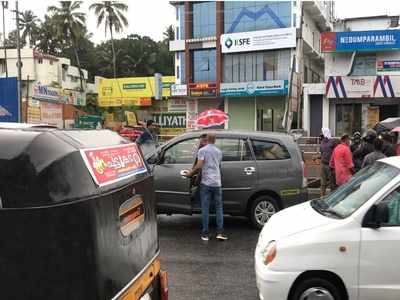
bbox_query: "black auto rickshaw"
[0,125,168,300]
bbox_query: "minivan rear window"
[251,140,290,160]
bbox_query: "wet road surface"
[159,214,260,300]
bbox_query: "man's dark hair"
[200,133,207,139]
[146,120,154,127]
[341,134,349,142]
[374,138,384,151]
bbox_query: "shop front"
[97,76,175,127]
[28,83,66,128]
[326,75,400,136]
[220,80,288,131]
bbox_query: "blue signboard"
[321,30,400,52]
[220,80,288,97]
[0,77,18,122]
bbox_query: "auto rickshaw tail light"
[160,270,169,300]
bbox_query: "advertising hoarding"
[221,27,296,54]
[321,30,400,52]
[220,80,288,97]
[0,77,18,122]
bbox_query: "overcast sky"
[2,1,400,44]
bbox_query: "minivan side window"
[381,188,400,226]
[251,140,290,160]
[163,138,199,164]
[215,138,252,161]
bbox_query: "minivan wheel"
[291,278,343,300]
[249,196,279,229]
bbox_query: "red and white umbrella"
[196,109,229,128]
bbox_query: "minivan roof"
[174,130,294,142]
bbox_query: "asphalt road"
[158,214,260,300]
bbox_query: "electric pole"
[15,1,22,122]
[1,1,7,77]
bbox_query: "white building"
[0,48,90,127]
[303,15,400,136]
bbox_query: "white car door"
[359,187,400,300]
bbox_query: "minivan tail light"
[301,161,308,188]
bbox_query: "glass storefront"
[192,49,216,83]
[222,50,290,83]
[224,1,292,34]
[335,103,362,136]
[175,4,185,40]
[193,1,216,38]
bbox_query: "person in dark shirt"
[382,132,396,157]
[136,120,157,145]
[350,132,361,153]
[353,129,376,172]
[362,138,386,168]
[320,128,335,197]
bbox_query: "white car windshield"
[311,162,400,219]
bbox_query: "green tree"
[90,1,128,78]
[48,1,86,91]
[35,16,63,55]
[163,25,175,42]
[18,10,40,47]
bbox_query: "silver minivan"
[147,130,308,229]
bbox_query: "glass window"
[222,50,290,83]
[176,66,180,79]
[178,52,186,83]
[381,188,400,226]
[336,104,362,136]
[215,139,253,161]
[193,2,216,38]
[176,5,185,40]
[312,162,400,219]
[251,140,290,160]
[193,49,216,83]
[350,54,376,76]
[224,1,292,34]
[163,138,199,164]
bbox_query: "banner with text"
[80,143,147,187]
[221,28,296,54]
[220,80,288,97]
[326,75,400,98]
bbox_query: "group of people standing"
[320,128,398,196]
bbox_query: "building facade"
[170,1,333,132]
[304,15,400,136]
[0,48,89,127]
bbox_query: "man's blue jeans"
[200,184,224,234]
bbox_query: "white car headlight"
[261,240,277,265]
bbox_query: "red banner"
[80,143,147,187]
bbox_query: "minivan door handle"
[244,167,256,175]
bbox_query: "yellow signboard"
[125,111,138,126]
[98,76,175,107]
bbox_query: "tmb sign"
[188,82,217,97]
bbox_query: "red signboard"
[80,143,147,187]
[321,32,337,52]
[188,82,217,97]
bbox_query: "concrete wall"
[302,10,322,53]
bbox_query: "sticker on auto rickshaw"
[80,143,147,187]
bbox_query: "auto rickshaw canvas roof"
[0,127,145,208]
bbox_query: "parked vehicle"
[255,157,400,300]
[147,130,308,229]
[0,124,168,300]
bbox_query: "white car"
[255,157,400,300]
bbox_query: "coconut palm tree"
[48,1,86,91]
[90,1,128,78]
[18,10,39,47]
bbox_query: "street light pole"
[15,0,22,122]
[1,1,8,77]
